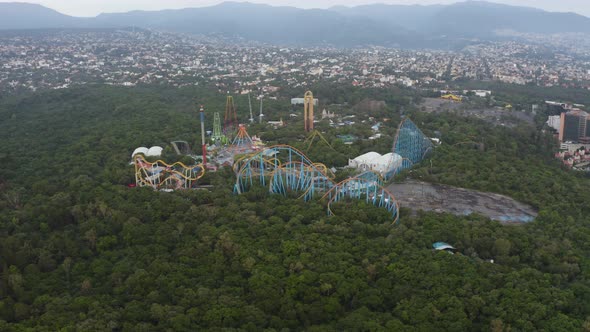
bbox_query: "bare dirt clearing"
[388,180,537,223]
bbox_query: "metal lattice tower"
[304,91,315,132]
[224,95,238,135]
[211,112,227,144]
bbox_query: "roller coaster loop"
[320,176,400,225]
[134,155,205,190]
[234,145,399,223]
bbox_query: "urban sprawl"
[2,29,590,94]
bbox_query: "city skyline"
[2,0,590,17]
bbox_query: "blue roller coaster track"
[233,118,430,224]
[234,145,399,223]
[386,118,433,179]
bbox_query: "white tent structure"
[132,147,149,158]
[348,151,402,176]
[132,146,163,158]
[348,152,381,171]
[146,146,163,157]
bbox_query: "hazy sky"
[4,0,590,17]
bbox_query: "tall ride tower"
[248,93,254,123]
[211,112,227,144]
[304,91,315,132]
[259,95,264,124]
[224,95,238,135]
[199,105,207,165]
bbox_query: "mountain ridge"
[1,1,590,48]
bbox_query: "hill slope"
[333,1,590,37]
[0,2,91,29]
[429,1,590,37]
[94,2,414,47]
[1,1,590,47]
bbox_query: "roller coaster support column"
[199,105,207,165]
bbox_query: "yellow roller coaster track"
[134,155,205,190]
[304,130,336,152]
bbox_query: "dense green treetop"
[0,85,589,331]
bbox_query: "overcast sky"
[4,0,590,17]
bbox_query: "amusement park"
[130,91,434,224]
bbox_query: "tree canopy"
[0,85,589,330]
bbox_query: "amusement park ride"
[390,118,433,175]
[304,130,336,152]
[211,112,228,145]
[233,117,433,224]
[303,91,315,132]
[132,91,433,224]
[134,155,205,190]
[223,95,238,135]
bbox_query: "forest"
[0,85,589,331]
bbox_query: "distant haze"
[1,0,589,17]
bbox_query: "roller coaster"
[389,118,433,176]
[233,118,433,224]
[234,145,400,223]
[234,145,334,199]
[321,175,399,223]
[134,155,205,190]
